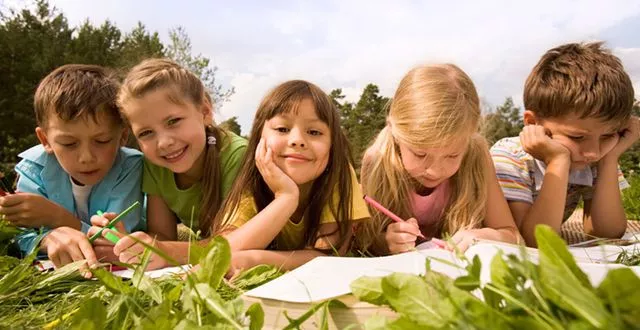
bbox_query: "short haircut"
[34,64,122,127]
[524,42,634,124]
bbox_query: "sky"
[6,0,640,133]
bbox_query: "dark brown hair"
[524,41,634,124]
[216,80,354,251]
[34,64,122,127]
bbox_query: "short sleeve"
[320,165,371,224]
[490,139,534,204]
[228,193,258,229]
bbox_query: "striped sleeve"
[490,138,534,204]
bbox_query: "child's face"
[261,98,331,185]
[398,138,467,189]
[526,112,621,169]
[36,112,126,186]
[123,88,212,177]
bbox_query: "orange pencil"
[363,195,426,239]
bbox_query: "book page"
[112,265,192,279]
[244,253,425,303]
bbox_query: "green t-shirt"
[142,131,247,231]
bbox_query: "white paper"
[243,241,640,303]
[112,265,191,279]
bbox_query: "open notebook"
[244,240,640,304]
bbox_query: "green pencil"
[88,201,140,243]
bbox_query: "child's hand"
[255,137,299,199]
[385,218,421,254]
[41,227,97,278]
[0,193,68,228]
[446,229,486,252]
[605,116,640,161]
[106,230,169,271]
[87,213,127,263]
[520,125,571,165]
[225,250,258,279]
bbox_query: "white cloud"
[46,0,640,130]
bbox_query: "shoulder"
[221,131,248,152]
[490,137,532,165]
[17,145,51,166]
[116,147,143,168]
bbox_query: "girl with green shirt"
[90,58,247,269]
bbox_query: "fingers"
[90,212,116,227]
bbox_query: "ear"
[119,128,130,146]
[201,101,214,125]
[35,127,54,154]
[523,110,538,126]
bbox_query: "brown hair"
[524,42,634,124]
[217,80,354,251]
[118,58,225,236]
[34,64,122,128]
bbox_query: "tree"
[117,22,164,70]
[333,84,389,169]
[166,26,233,111]
[481,97,523,146]
[219,116,242,136]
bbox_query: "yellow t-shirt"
[229,166,370,250]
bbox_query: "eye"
[412,150,427,158]
[96,138,113,144]
[167,118,181,126]
[568,135,584,141]
[60,142,77,147]
[601,134,616,140]
[308,129,323,136]
[275,127,290,133]
[447,154,461,159]
[137,130,152,139]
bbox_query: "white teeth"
[165,148,184,159]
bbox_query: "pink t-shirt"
[410,180,451,239]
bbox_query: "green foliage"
[220,116,242,136]
[481,97,523,146]
[0,237,282,328]
[622,174,640,220]
[331,85,389,169]
[351,225,640,329]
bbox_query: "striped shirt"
[490,137,629,222]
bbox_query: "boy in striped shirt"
[490,42,638,246]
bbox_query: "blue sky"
[8,0,640,133]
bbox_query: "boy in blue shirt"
[0,64,145,269]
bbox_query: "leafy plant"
[350,225,640,329]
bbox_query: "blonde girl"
[361,64,519,254]
[88,58,247,269]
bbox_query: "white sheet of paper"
[112,265,191,279]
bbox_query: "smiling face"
[122,88,212,179]
[397,137,468,189]
[260,98,332,185]
[525,111,621,170]
[36,112,126,186]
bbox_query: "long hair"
[117,58,225,236]
[215,80,354,251]
[360,64,489,246]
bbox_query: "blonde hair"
[118,58,226,236]
[360,64,488,249]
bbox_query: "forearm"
[224,195,297,251]
[474,227,521,245]
[156,239,211,265]
[589,158,627,238]
[520,159,570,246]
[240,249,326,272]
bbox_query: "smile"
[163,146,187,162]
[283,154,311,162]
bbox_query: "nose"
[157,132,175,150]
[421,156,441,179]
[288,127,306,148]
[581,140,600,162]
[78,145,96,164]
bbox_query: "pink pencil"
[363,195,426,239]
